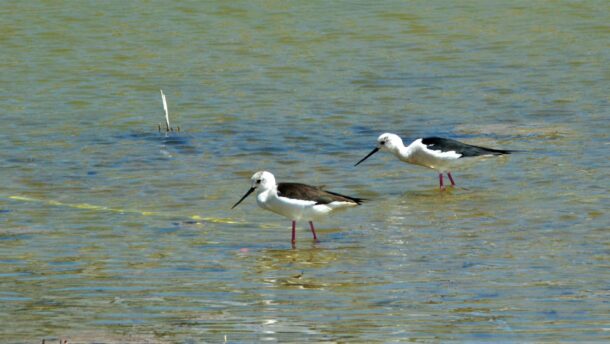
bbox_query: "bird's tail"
[489,148,513,155]
[477,146,515,155]
[325,191,366,205]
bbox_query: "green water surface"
[1,1,609,342]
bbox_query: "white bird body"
[255,186,355,221]
[390,138,463,172]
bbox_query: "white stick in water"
[160,89,170,131]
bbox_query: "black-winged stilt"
[355,133,513,189]
[232,171,364,247]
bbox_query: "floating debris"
[159,89,180,133]
[7,195,241,225]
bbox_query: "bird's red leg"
[309,221,318,241]
[439,173,444,189]
[447,172,456,186]
[291,221,296,247]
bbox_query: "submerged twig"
[40,339,67,344]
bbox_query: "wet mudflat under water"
[0,1,608,343]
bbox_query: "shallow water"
[1,1,609,343]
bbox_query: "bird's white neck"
[390,141,413,162]
[256,186,277,202]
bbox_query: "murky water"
[1,1,608,342]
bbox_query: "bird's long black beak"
[232,187,256,209]
[354,147,379,166]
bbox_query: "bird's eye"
[256,179,261,184]
[380,141,385,145]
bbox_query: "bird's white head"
[250,170,276,191]
[355,132,404,166]
[232,171,277,209]
[377,133,404,152]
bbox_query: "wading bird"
[355,133,513,189]
[232,171,364,247]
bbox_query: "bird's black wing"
[277,183,364,205]
[421,137,512,157]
